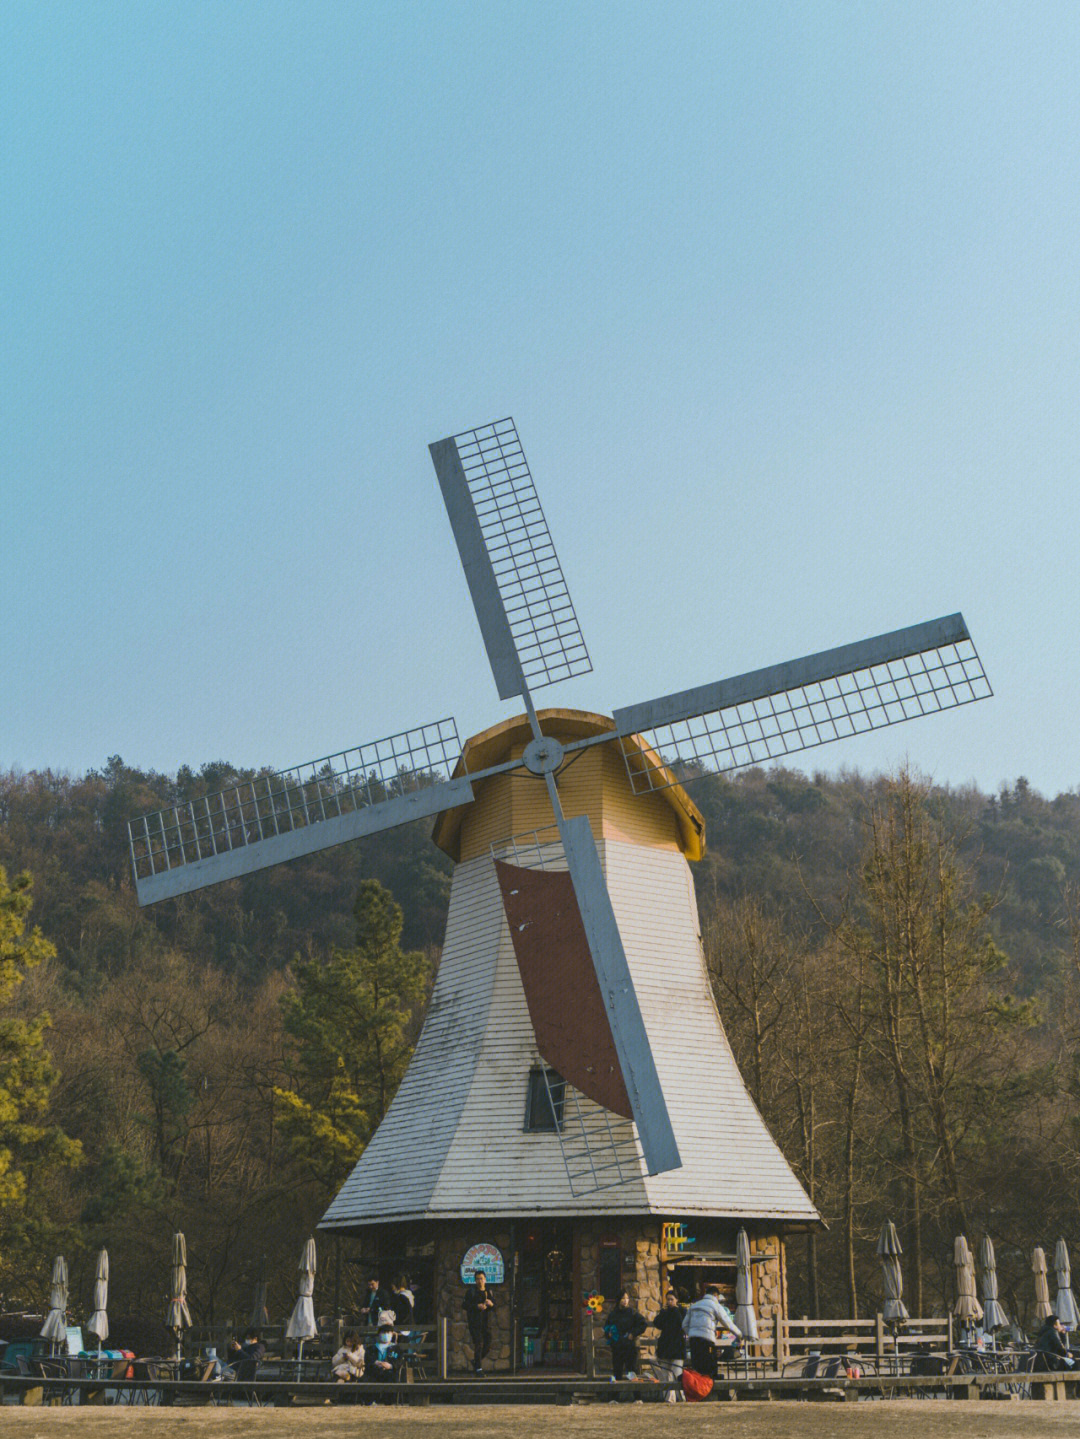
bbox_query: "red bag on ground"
[681,1369,713,1402]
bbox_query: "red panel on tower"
[494,859,632,1119]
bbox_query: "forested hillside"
[0,756,1077,1329]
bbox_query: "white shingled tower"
[319,708,818,1226]
[127,418,991,1369]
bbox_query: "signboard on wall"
[461,1243,505,1284]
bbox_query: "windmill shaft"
[614,613,972,736]
[557,815,682,1176]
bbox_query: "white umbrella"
[952,1235,983,1326]
[978,1236,1008,1331]
[733,1227,758,1342]
[166,1232,192,1358]
[40,1255,68,1346]
[1033,1246,1053,1321]
[876,1220,909,1324]
[285,1237,317,1370]
[86,1249,109,1348]
[1054,1237,1080,1328]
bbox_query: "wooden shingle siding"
[321,834,817,1230]
[457,739,683,863]
[606,842,818,1219]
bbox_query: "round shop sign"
[461,1243,505,1284]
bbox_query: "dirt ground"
[1,1403,1079,1439]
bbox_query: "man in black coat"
[390,1275,415,1334]
[1035,1315,1075,1371]
[463,1270,496,1375]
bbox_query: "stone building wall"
[432,1220,514,1372]
[356,1216,792,1371]
[749,1229,786,1357]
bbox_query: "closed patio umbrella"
[877,1220,909,1324]
[1054,1238,1080,1328]
[952,1235,983,1329]
[250,1261,270,1330]
[86,1249,109,1348]
[285,1237,317,1372]
[40,1255,68,1347]
[166,1232,192,1359]
[978,1236,1008,1332]
[733,1227,758,1342]
[1033,1247,1053,1321]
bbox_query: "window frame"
[524,1067,566,1133]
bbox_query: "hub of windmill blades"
[522,735,565,775]
[126,414,993,1188]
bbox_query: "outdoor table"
[77,1352,131,1382]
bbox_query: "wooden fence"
[776,1314,952,1365]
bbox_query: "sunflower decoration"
[584,1291,605,1313]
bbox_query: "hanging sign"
[461,1243,505,1284]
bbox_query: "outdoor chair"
[169,1358,219,1406]
[16,1354,71,1405]
[790,1352,845,1380]
[395,1331,429,1382]
[126,1358,165,1405]
[1004,1349,1038,1399]
[228,1353,265,1407]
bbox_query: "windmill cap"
[433,708,705,863]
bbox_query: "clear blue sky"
[3,2,1078,796]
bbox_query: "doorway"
[516,1221,575,1368]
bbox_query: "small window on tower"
[524,1068,565,1132]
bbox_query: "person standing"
[391,1275,414,1336]
[650,1289,687,1401]
[360,1276,392,1327]
[682,1283,741,1380]
[463,1269,495,1375]
[604,1290,648,1381]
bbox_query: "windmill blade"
[128,719,472,905]
[612,613,991,793]
[554,814,682,1176]
[430,418,592,700]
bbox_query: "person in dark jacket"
[390,1275,414,1334]
[360,1277,394,1327]
[649,1290,687,1400]
[227,1329,266,1381]
[605,1291,648,1380]
[1035,1315,1075,1371]
[463,1270,496,1374]
[366,1321,399,1399]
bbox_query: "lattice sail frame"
[620,633,991,795]
[492,826,645,1195]
[129,718,462,882]
[448,419,592,690]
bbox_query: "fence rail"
[779,1313,952,1363]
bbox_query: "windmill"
[128,417,991,1190]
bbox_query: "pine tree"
[275,879,430,1189]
